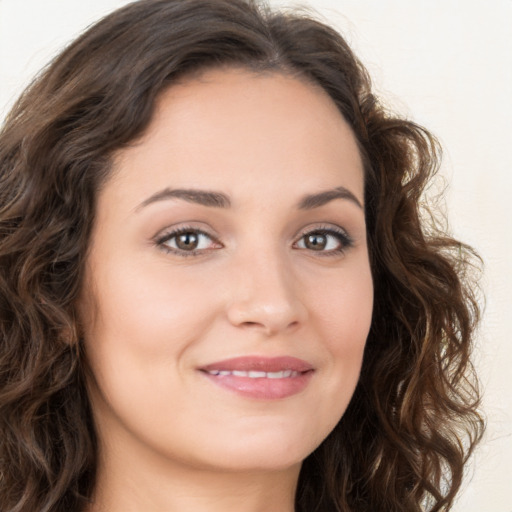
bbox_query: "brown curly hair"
[0,0,483,510]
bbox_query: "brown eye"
[175,232,199,250]
[157,228,219,255]
[295,228,352,254]
[304,233,327,251]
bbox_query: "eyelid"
[293,224,354,254]
[153,222,354,257]
[154,225,222,256]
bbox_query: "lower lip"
[201,371,314,400]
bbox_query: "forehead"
[108,67,364,208]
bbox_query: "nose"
[225,249,308,336]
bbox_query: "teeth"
[248,371,267,378]
[206,370,300,378]
[267,371,284,379]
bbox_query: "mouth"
[204,369,303,378]
[198,356,314,400]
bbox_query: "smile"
[205,369,301,378]
[199,356,314,400]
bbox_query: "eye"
[156,227,221,255]
[294,227,353,255]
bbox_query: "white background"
[1,1,510,510]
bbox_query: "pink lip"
[199,356,314,400]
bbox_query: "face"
[79,68,373,476]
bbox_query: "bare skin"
[79,68,373,512]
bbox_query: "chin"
[182,421,325,473]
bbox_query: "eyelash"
[155,225,353,257]
[155,226,220,257]
[294,225,354,256]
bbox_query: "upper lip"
[199,356,314,373]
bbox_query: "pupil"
[177,232,198,250]
[306,233,326,250]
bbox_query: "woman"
[0,0,483,511]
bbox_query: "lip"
[199,356,315,400]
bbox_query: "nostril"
[239,319,301,337]
[241,321,264,329]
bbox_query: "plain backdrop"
[1,1,511,510]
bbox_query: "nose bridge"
[226,242,306,334]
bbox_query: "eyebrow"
[298,186,363,210]
[137,188,231,210]
[136,185,362,211]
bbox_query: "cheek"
[85,254,220,350]
[306,260,373,411]
[79,254,226,413]
[80,257,223,429]
[312,260,373,352]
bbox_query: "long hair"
[0,1,483,510]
